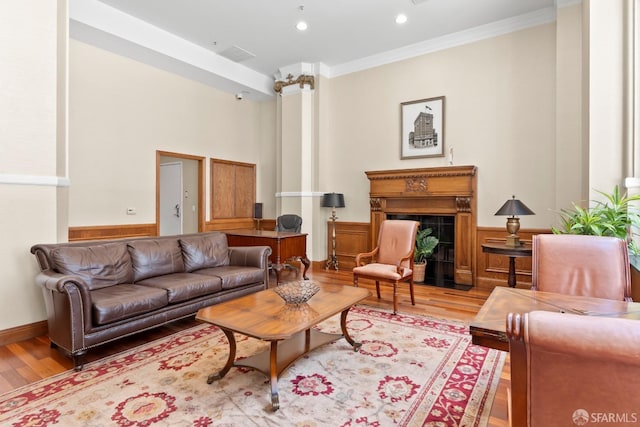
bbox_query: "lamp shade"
[321,193,345,208]
[495,196,535,217]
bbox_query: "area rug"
[0,306,505,426]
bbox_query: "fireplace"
[388,214,459,287]
[365,165,477,287]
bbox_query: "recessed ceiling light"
[296,21,308,31]
[395,14,407,24]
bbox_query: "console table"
[481,242,532,288]
[225,230,310,284]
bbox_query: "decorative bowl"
[274,281,320,304]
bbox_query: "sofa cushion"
[128,239,185,282]
[51,243,133,291]
[91,284,168,325]
[179,233,230,272]
[137,272,222,303]
[195,265,264,290]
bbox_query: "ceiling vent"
[218,45,256,63]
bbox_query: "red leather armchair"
[353,220,419,314]
[532,234,632,301]
[507,311,640,427]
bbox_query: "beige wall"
[0,2,609,331]
[0,1,66,329]
[319,22,563,230]
[69,39,278,226]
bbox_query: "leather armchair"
[532,234,632,301]
[507,311,640,427]
[353,220,419,314]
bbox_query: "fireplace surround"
[365,165,477,286]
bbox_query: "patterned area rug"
[0,306,505,426]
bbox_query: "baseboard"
[0,320,48,346]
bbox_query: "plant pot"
[413,262,426,283]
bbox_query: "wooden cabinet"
[211,158,255,219]
[365,165,477,286]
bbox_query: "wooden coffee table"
[196,283,371,411]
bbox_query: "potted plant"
[413,227,439,283]
[552,185,640,255]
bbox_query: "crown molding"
[70,0,566,98]
[326,7,557,79]
[69,0,275,101]
[557,0,582,8]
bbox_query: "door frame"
[156,150,205,235]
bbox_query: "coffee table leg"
[269,341,280,411]
[207,328,237,384]
[340,308,362,352]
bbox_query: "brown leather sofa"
[31,231,271,370]
[507,310,640,426]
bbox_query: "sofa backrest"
[179,232,230,272]
[127,238,185,282]
[31,232,231,285]
[50,242,134,291]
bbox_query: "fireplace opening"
[388,214,471,290]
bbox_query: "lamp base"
[505,235,521,247]
[325,255,339,271]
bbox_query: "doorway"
[156,151,205,235]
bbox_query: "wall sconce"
[495,195,535,247]
[321,193,345,270]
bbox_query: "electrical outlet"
[126,208,136,215]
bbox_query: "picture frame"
[400,96,445,159]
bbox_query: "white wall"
[69,39,278,226]
[0,1,66,329]
[319,23,562,230]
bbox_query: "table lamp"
[495,195,535,247]
[321,193,345,270]
[253,202,263,230]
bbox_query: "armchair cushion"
[51,243,133,291]
[352,263,412,281]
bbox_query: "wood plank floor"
[0,267,509,426]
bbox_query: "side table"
[481,242,532,288]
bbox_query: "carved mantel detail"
[456,197,472,212]
[370,198,383,211]
[274,74,315,94]
[405,178,427,192]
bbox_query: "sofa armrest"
[228,245,272,269]
[34,270,94,353]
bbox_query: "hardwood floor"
[0,267,509,426]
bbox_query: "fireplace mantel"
[365,165,477,286]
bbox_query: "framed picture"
[400,96,445,159]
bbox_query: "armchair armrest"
[355,247,379,266]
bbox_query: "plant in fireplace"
[413,227,439,283]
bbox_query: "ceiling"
[71,0,567,100]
